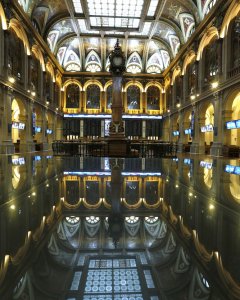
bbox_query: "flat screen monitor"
[226,121,236,129]
[18,123,25,130]
[225,165,235,173]
[12,122,19,129]
[235,120,240,128]
[184,158,191,165]
[234,166,240,175]
[35,126,41,133]
[206,124,213,132]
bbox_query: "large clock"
[113,55,123,67]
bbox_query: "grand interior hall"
[0,0,240,299]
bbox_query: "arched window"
[127,86,140,110]
[86,84,100,109]
[125,216,139,224]
[66,84,80,108]
[231,17,240,69]
[85,50,101,72]
[54,83,60,106]
[204,40,219,83]
[29,55,39,92]
[187,62,196,95]
[44,71,51,102]
[126,52,142,74]
[175,75,182,103]
[147,86,160,110]
[106,85,112,109]
[8,29,24,83]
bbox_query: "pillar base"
[177,142,184,153]
[0,140,14,154]
[190,143,205,154]
[210,142,223,156]
[20,141,36,153]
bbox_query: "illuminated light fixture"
[175,184,179,188]
[46,101,50,105]
[10,204,16,210]
[27,89,31,93]
[189,192,193,197]
[176,103,181,108]
[61,87,64,91]
[190,94,196,100]
[167,109,170,113]
[196,94,199,97]
[31,91,36,96]
[9,76,15,83]
[56,107,59,111]
[211,81,219,89]
[209,204,215,210]
[32,192,36,196]
[46,184,49,187]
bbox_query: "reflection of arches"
[230,174,240,203]
[204,168,213,189]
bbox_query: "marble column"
[0,88,14,154]
[190,105,205,154]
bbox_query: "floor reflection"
[0,155,239,300]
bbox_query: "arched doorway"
[224,91,240,147]
[11,99,26,153]
[199,102,214,154]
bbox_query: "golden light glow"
[9,77,15,83]
[211,81,219,89]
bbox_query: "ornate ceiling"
[17,0,218,74]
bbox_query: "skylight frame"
[85,0,145,30]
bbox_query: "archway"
[11,99,26,153]
[198,102,214,153]
[223,91,240,146]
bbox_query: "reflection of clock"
[113,56,123,66]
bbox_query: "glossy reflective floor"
[0,155,240,300]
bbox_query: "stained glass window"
[125,216,139,224]
[147,86,160,110]
[127,86,140,110]
[86,85,100,109]
[65,216,80,224]
[145,216,159,224]
[66,84,80,108]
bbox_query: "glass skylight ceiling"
[87,0,144,29]
[73,0,83,13]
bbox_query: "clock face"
[113,56,123,66]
